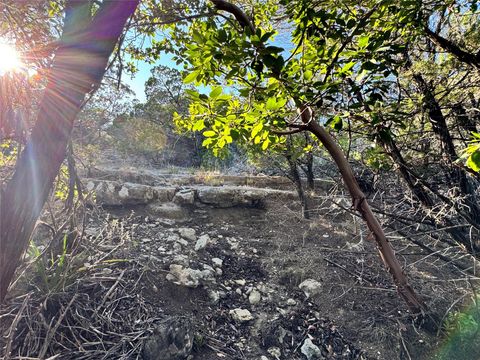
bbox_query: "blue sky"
[123,52,176,102]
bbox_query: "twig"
[4,293,31,360]
[38,294,78,358]
[100,269,126,308]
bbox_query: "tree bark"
[303,112,425,314]
[285,137,310,219]
[0,0,139,303]
[424,26,480,69]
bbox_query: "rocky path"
[81,166,372,359]
[74,166,463,360]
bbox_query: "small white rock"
[268,347,281,358]
[229,308,254,323]
[178,227,197,241]
[212,257,223,267]
[301,338,322,360]
[286,298,297,306]
[176,238,189,247]
[173,243,182,253]
[208,290,220,304]
[299,279,322,298]
[118,186,129,198]
[248,289,262,305]
[194,234,210,251]
[166,234,180,243]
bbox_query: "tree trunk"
[210,0,425,314]
[285,138,310,219]
[303,112,425,314]
[0,0,139,303]
[382,135,435,207]
[413,72,480,222]
[304,146,315,190]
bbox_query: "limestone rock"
[166,233,181,243]
[268,347,282,358]
[196,186,265,208]
[166,264,215,288]
[299,279,322,298]
[286,298,297,306]
[178,228,197,242]
[212,257,223,267]
[301,338,322,360]
[173,189,196,205]
[147,203,188,220]
[194,234,210,251]
[249,289,262,305]
[229,308,254,323]
[153,186,176,202]
[208,290,221,304]
[122,182,155,204]
[142,317,193,360]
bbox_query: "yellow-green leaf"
[262,138,270,150]
[210,86,222,98]
[251,122,263,138]
[203,130,216,137]
[266,97,278,110]
[184,70,199,84]
[193,120,205,131]
[467,150,480,172]
[304,70,313,81]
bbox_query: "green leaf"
[358,35,370,48]
[203,130,216,137]
[340,61,355,74]
[251,122,263,138]
[304,70,313,81]
[185,89,200,99]
[362,61,377,71]
[261,31,276,42]
[262,138,270,150]
[210,86,222,98]
[327,115,343,131]
[467,150,480,172]
[193,120,205,131]
[184,71,199,84]
[217,29,227,42]
[266,97,278,110]
[262,46,284,54]
[202,138,213,147]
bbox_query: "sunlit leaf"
[210,86,222,98]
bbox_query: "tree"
[165,0,428,313]
[0,0,139,303]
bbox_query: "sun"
[0,42,23,74]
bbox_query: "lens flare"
[0,42,23,74]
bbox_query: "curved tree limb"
[424,26,480,69]
[210,0,256,34]
[210,0,425,314]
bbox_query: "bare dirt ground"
[1,161,479,359]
